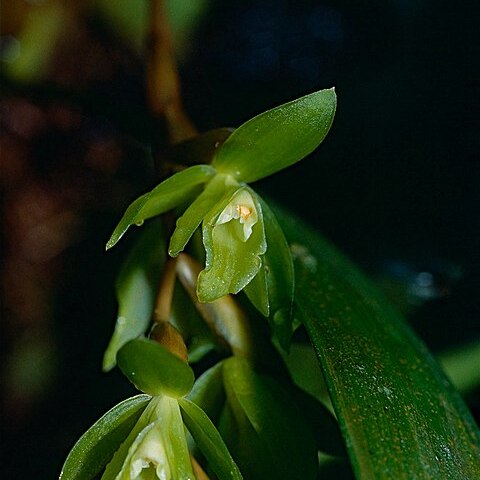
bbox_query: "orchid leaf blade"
[274,204,480,479]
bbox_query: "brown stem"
[191,456,211,480]
[175,253,255,359]
[147,0,196,143]
[145,1,257,367]
[153,256,177,324]
[149,256,189,362]
[144,0,195,363]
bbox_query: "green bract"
[212,88,336,182]
[117,338,194,398]
[105,89,337,343]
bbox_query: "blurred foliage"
[1,0,478,478]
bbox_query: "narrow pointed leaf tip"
[106,165,216,250]
[212,88,336,183]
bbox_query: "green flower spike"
[62,337,243,479]
[105,88,337,348]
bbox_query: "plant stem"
[153,256,177,323]
[175,253,255,359]
[147,0,196,144]
[190,456,211,480]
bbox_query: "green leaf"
[60,394,150,480]
[275,205,480,479]
[222,357,318,480]
[117,338,194,398]
[179,398,243,480]
[197,187,267,302]
[212,88,336,183]
[106,164,216,250]
[103,222,165,372]
[169,174,237,257]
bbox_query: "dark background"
[1,0,479,477]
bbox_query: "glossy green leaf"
[179,398,243,480]
[275,206,480,479]
[117,338,194,398]
[212,88,336,183]
[222,357,318,480]
[197,187,267,302]
[106,164,216,250]
[169,174,237,257]
[103,222,165,372]
[60,394,150,480]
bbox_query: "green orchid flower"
[60,338,242,480]
[105,88,336,348]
